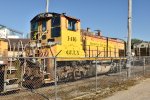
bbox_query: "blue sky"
[0,0,150,41]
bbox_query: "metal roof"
[0,24,23,35]
[31,12,80,22]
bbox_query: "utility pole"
[126,0,132,78]
[46,0,49,12]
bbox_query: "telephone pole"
[126,0,132,77]
[46,0,49,12]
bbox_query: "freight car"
[23,12,126,88]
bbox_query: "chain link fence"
[0,56,150,100]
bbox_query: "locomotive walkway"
[103,78,150,100]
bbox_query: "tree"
[131,38,142,49]
[131,38,142,45]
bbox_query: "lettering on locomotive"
[66,50,79,55]
[68,36,77,42]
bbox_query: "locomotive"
[23,12,126,88]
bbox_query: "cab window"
[68,19,76,31]
[31,22,38,31]
[31,32,38,40]
[42,20,47,32]
[51,16,61,37]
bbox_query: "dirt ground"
[1,66,150,100]
[72,74,150,100]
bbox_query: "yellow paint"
[30,13,125,60]
[31,15,85,59]
[84,36,125,57]
[0,39,8,57]
[56,17,85,58]
[85,36,107,57]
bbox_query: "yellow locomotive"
[23,12,126,88]
[29,12,125,58]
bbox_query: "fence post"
[21,61,23,87]
[95,58,98,93]
[4,59,7,92]
[20,56,24,88]
[119,58,122,76]
[143,57,145,75]
[126,57,131,78]
[43,58,46,72]
[53,50,62,100]
[132,57,135,77]
[54,57,58,100]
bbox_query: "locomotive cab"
[24,12,85,86]
[30,13,61,46]
[30,12,85,58]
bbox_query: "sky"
[0,0,150,41]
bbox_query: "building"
[133,41,150,56]
[0,24,30,57]
[0,24,23,39]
